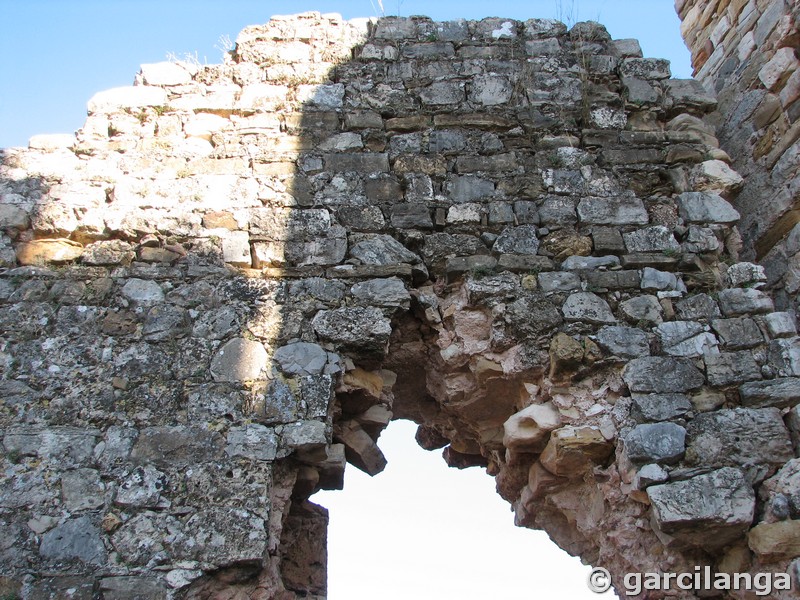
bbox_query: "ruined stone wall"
[1,12,800,600]
[676,0,800,305]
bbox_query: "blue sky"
[1,1,690,148]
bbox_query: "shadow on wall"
[2,11,799,600]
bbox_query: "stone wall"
[1,11,800,599]
[676,0,800,306]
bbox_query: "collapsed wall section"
[0,11,799,599]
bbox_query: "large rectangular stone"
[455,153,518,173]
[324,153,389,173]
[577,196,649,225]
[740,378,800,409]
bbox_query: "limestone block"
[539,426,614,476]
[619,58,671,80]
[561,255,620,270]
[634,463,668,489]
[711,317,764,349]
[624,225,680,253]
[768,338,800,377]
[686,408,793,478]
[140,62,193,86]
[210,338,269,382]
[538,271,581,293]
[492,225,540,255]
[623,356,705,393]
[447,203,482,224]
[39,517,107,565]
[726,262,767,288]
[115,465,167,508]
[523,18,566,38]
[99,577,168,600]
[296,83,345,108]
[274,342,331,376]
[595,326,650,358]
[0,204,30,230]
[648,467,755,549]
[351,277,410,311]
[503,403,562,454]
[740,378,800,410]
[120,278,164,304]
[717,288,774,316]
[677,191,740,224]
[470,75,513,105]
[758,47,799,91]
[61,468,105,511]
[130,427,224,468]
[748,520,800,561]
[225,425,280,462]
[525,38,561,56]
[312,306,392,358]
[631,393,692,422]
[348,236,420,267]
[624,423,686,465]
[87,86,168,113]
[576,196,648,225]
[705,351,761,386]
[334,420,387,475]
[28,133,76,151]
[675,293,721,320]
[16,239,83,265]
[663,79,717,112]
[689,160,744,195]
[419,81,465,105]
[620,294,664,325]
[562,292,616,324]
[759,312,797,338]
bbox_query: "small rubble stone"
[540,426,614,476]
[503,403,561,453]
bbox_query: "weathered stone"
[548,333,584,378]
[711,317,763,350]
[539,426,614,476]
[274,342,333,376]
[115,465,167,508]
[595,326,649,358]
[634,463,668,489]
[503,403,561,453]
[492,225,540,255]
[675,293,721,320]
[748,520,800,561]
[631,394,693,422]
[562,292,616,324]
[334,420,387,475]
[739,378,800,410]
[16,239,83,265]
[648,468,755,550]
[226,424,278,461]
[561,255,620,271]
[538,271,580,293]
[312,307,392,358]
[620,295,664,325]
[98,576,168,600]
[391,204,432,229]
[577,196,648,225]
[623,357,705,393]
[704,351,761,386]
[351,277,410,311]
[120,278,164,304]
[349,234,420,265]
[130,426,223,468]
[623,226,680,253]
[677,192,740,224]
[88,86,168,112]
[211,338,269,382]
[61,469,105,511]
[624,423,686,465]
[40,517,107,565]
[686,408,793,478]
[759,312,797,338]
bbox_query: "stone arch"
[0,11,799,600]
